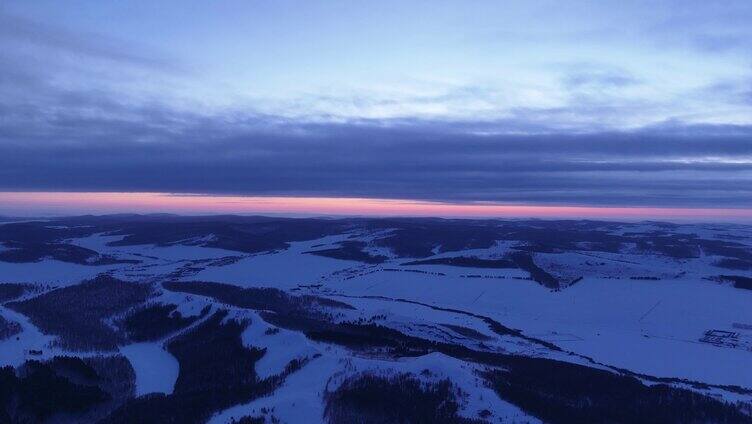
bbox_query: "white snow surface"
[189,235,361,289]
[0,305,55,367]
[119,342,179,396]
[331,270,752,388]
[0,260,118,286]
[241,315,318,380]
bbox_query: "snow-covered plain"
[0,259,119,286]
[120,342,179,396]
[188,235,361,289]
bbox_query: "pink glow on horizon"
[1,192,751,222]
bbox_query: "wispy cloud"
[0,12,180,70]
[560,64,640,90]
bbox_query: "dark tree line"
[7,276,153,350]
[116,302,206,342]
[325,373,484,424]
[482,360,752,424]
[0,357,116,422]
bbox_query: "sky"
[1,1,751,219]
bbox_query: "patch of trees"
[372,222,501,258]
[440,324,493,341]
[7,276,154,350]
[481,358,752,424]
[0,241,137,265]
[305,322,429,353]
[231,417,265,424]
[0,222,97,245]
[0,355,134,422]
[0,315,21,340]
[324,373,483,424]
[281,292,557,351]
[0,358,111,422]
[509,252,559,289]
[305,241,387,264]
[715,258,752,271]
[0,283,29,302]
[362,219,633,257]
[104,310,283,424]
[383,268,446,276]
[698,239,752,263]
[568,276,584,286]
[264,309,520,357]
[78,355,137,422]
[163,281,354,315]
[718,275,752,290]
[634,237,700,259]
[402,256,516,269]
[281,312,524,359]
[117,302,206,342]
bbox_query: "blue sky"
[0,1,751,209]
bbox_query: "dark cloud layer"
[1,78,751,208]
[1,84,751,207]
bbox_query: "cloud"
[0,12,180,71]
[561,67,640,90]
[0,76,750,208]
[642,3,752,54]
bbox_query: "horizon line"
[1,191,752,224]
